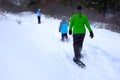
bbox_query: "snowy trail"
[0,12,120,80]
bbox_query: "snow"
[0,12,120,80]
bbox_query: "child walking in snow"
[37,9,41,24]
[59,16,69,41]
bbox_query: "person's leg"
[38,16,40,24]
[73,34,80,59]
[39,16,41,23]
[64,33,68,41]
[78,34,85,58]
[73,34,85,60]
[61,34,64,41]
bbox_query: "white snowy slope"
[0,12,120,80]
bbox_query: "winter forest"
[0,0,120,32]
[0,0,120,80]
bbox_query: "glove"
[69,30,72,35]
[90,31,94,39]
[59,29,60,32]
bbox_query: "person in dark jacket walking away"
[37,9,41,24]
[69,5,94,62]
[59,16,69,41]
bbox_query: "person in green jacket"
[69,5,94,62]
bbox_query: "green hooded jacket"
[69,13,92,34]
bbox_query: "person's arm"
[69,17,74,31]
[59,22,62,32]
[69,17,74,35]
[85,16,92,32]
[85,16,94,38]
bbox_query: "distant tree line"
[0,0,120,33]
[60,0,120,12]
[0,0,119,13]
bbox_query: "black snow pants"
[37,16,41,24]
[73,34,85,60]
[61,33,68,41]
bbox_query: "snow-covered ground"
[0,12,120,80]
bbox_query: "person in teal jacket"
[59,16,69,41]
[37,9,41,24]
[69,5,94,62]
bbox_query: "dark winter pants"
[61,33,68,41]
[73,34,85,59]
[37,16,41,24]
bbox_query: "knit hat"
[76,5,82,11]
[62,16,67,21]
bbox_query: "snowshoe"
[73,57,86,68]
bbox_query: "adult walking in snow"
[37,9,41,24]
[59,16,69,41]
[69,5,94,64]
